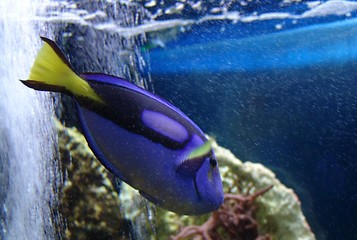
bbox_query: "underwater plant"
[171,186,273,240]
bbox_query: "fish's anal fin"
[139,190,160,205]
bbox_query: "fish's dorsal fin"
[21,37,103,104]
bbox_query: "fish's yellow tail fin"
[21,37,102,103]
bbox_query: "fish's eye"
[209,156,217,167]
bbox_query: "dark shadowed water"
[148,5,357,240]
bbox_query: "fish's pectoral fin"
[176,139,214,177]
[187,138,214,160]
[176,157,206,177]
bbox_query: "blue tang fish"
[21,37,223,215]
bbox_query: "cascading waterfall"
[0,0,59,239]
[1,0,156,239]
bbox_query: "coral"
[171,186,273,240]
[214,141,315,240]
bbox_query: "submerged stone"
[56,120,134,240]
[56,120,314,239]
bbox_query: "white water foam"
[0,0,59,239]
[36,0,357,37]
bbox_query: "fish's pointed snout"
[194,157,224,213]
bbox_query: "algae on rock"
[157,140,316,240]
[56,120,133,240]
[56,120,314,240]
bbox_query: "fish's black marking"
[78,79,206,150]
[20,80,70,95]
[209,157,217,167]
[40,36,76,73]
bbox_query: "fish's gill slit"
[193,175,202,202]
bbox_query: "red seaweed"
[171,185,273,240]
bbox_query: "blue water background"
[147,6,357,240]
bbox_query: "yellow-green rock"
[56,120,315,240]
[156,139,315,240]
[213,140,315,240]
[56,120,132,240]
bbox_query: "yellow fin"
[188,138,214,160]
[24,37,102,103]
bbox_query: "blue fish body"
[21,37,223,215]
